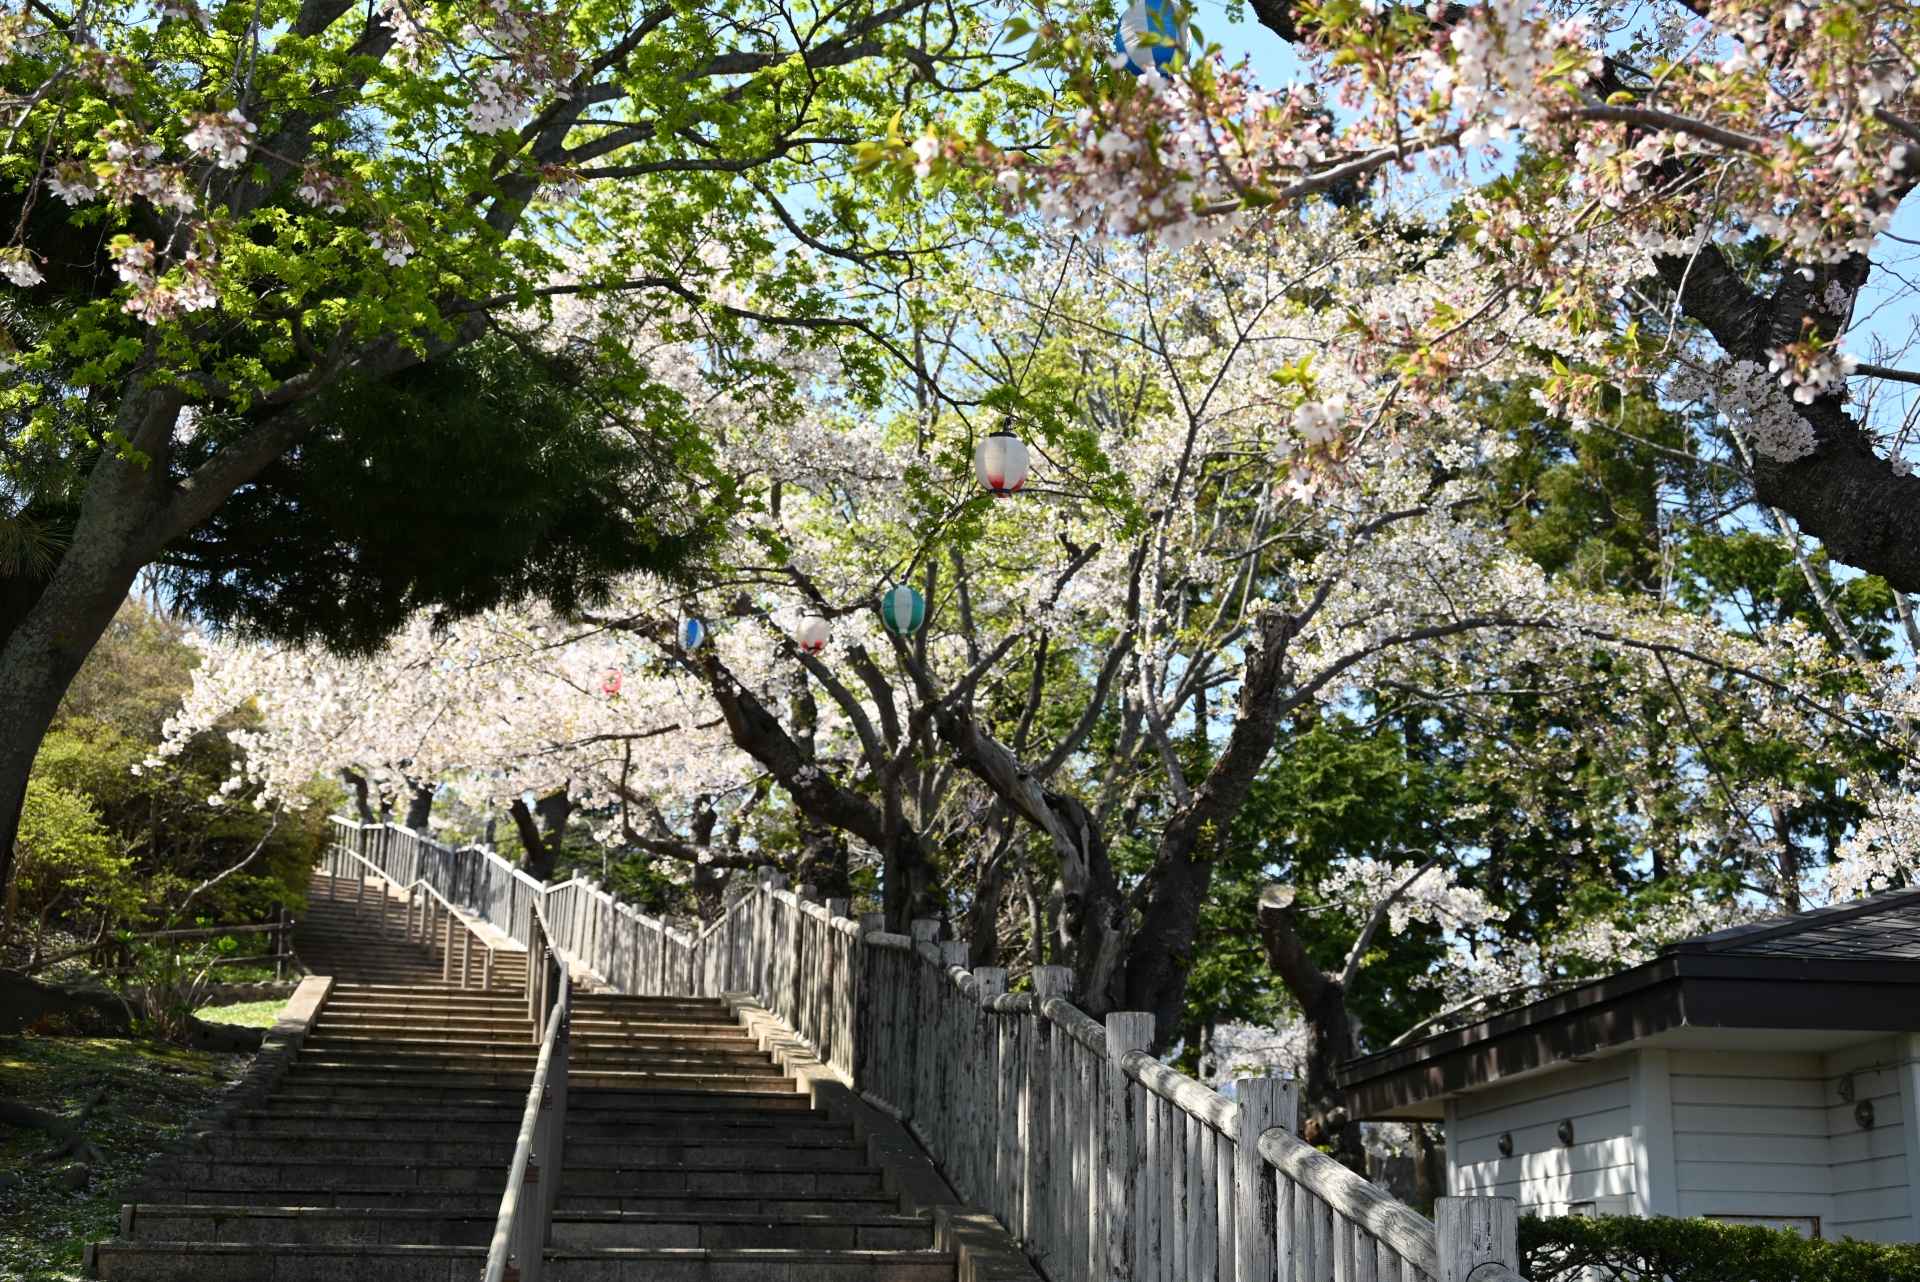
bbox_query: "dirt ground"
[0,1034,248,1281]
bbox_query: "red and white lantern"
[600,667,623,695]
[973,430,1030,497]
[796,614,831,654]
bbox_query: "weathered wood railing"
[328,821,1526,1282]
[484,907,571,1282]
[320,842,504,989]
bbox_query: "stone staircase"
[88,872,955,1280]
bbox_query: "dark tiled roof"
[1667,887,1920,959]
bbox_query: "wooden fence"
[326,820,1527,1282]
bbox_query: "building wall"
[1666,1050,1833,1225]
[1824,1038,1909,1243]
[1447,1058,1637,1215]
[1441,1042,1918,1244]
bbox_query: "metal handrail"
[484,908,571,1282]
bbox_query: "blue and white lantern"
[878,585,926,636]
[1115,0,1187,76]
[679,617,708,649]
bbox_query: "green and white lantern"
[878,585,926,635]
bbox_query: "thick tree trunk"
[403,782,435,832]
[342,770,377,824]
[0,381,187,895]
[509,789,573,883]
[964,822,1014,969]
[795,818,851,899]
[1257,885,1366,1174]
[1126,608,1301,1048]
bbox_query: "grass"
[0,1034,250,1282]
[193,999,288,1029]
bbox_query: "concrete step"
[89,900,956,1282]
[137,1183,503,1209]
[198,1132,867,1169]
[555,1163,888,1195]
[122,1205,932,1250]
[551,1213,935,1250]
[92,1241,954,1282]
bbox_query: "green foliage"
[160,333,725,654]
[16,601,328,969]
[1521,1214,1920,1282]
[8,779,138,953]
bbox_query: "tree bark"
[0,378,187,895]
[1256,884,1366,1173]
[1126,607,1301,1047]
[403,782,435,832]
[618,617,943,930]
[509,789,573,882]
[341,770,376,824]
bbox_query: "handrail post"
[1437,1196,1520,1282]
[1234,1076,1298,1282]
[1105,1011,1154,1282]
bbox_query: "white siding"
[1440,1040,1920,1244]
[1668,1050,1832,1227]
[1824,1039,1909,1243]
[1449,1059,1636,1215]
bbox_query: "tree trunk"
[403,782,434,832]
[509,789,573,882]
[795,818,850,900]
[1410,1121,1444,1209]
[964,822,1014,968]
[0,380,188,896]
[1126,608,1301,1048]
[342,770,376,824]
[1257,884,1366,1174]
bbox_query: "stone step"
[200,1133,869,1168]
[122,1205,932,1250]
[229,1109,855,1140]
[550,1213,934,1251]
[91,1241,954,1282]
[154,1155,885,1195]
[137,1183,504,1209]
[276,1063,800,1092]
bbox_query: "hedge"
[1520,1214,1920,1282]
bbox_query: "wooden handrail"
[484,909,570,1282]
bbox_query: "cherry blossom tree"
[164,222,1895,1062]
[0,0,1028,894]
[894,0,1920,598]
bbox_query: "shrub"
[1521,1214,1920,1282]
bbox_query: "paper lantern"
[1115,0,1187,76]
[679,617,707,649]
[600,667,623,695]
[973,431,1030,497]
[878,585,926,635]
[796,614,831,654]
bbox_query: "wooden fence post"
[1235,1076,1299,1282]
[1105,1011,1154,1282]
[1436,1196,1520,1282]
[858,912,885,936]
[1027,966,1070,1253]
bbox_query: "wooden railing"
[319,842,504,989]
[484,908,571,1282]
[326,821,1527,1282]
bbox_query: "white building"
[1339,889,1920,1241]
